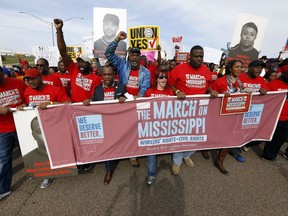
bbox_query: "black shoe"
[283,153,288,160]
[77,165,83,171]
[83,164,93,171]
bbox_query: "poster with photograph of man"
[93,7,127,59]
[13,109,77,179]
[228,13,268,68]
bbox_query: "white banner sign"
[31,46,60,67]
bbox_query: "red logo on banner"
[220,93,252,115]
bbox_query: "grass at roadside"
[1,55,35,66]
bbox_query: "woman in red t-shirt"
[211,59,245,175]
[144,65,174,185]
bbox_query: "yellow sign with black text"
[128,26,160,50]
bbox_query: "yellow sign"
[67,46,83,62]
[128,26,160,50]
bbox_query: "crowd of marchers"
[1,18,288,201]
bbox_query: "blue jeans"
[147,155,156,177]
[173,151,195,165]
[0,132,17,194]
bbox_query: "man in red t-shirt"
[35,58,64,89]
[19,68,71,189]
[261,69,288,165]
[0,66,26,200]
[56,60,71,97]
[238,60,268,95]
[54,18,101,171]
[168,45,218,175]
[54,19,101,104]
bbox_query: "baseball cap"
[248,60,266,68]
[129,47,141,55]
[78,55,92,64]
[2,67,11,76]
[24,68,41,78]
[260,56,267,61]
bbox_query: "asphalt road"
[1,143,288,216]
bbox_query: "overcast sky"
[1,0,287,59]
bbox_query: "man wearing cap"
[54,18,102,171]
[94,13,126,58]
[228,22,260,67]
[105,31,151,167]
[241,60,269,152]
[54,19,102,104]
[21,68,71,109]
[0,66,26,200]
[238,60,268,95]
[18,68,70,189]
[105,31,150,98]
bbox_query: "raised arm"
[105,31,127,70]
[54,19,72,67]
[156,45,162,67]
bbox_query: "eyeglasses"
[158,76,168,79]
[160,69,169,72]
[36,64,45,67]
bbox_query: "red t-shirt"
[0,78,27,132]
[238,73,267,93]
[24,84,70,106]
[145,88,174,97]
[42,73,63,88]
[56,72,71,97]
[211,71,218,81]
[103,86,115,100]
[147,63,157,86]
[211,76,241,93]
[67,62,102,102]
[126,69,140,96]
[168,63,212,95]
[268,79,288,121]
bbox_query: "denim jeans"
[147,155,156,177]
[173,151,195,165]
[0,132,17,194]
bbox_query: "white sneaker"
[147,176,156,185]
[0,191,11,201]
[40,178,54,189]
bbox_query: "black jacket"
[92,82,127,101]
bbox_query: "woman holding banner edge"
[210,59,245,174]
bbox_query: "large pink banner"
[38,92,286,168]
